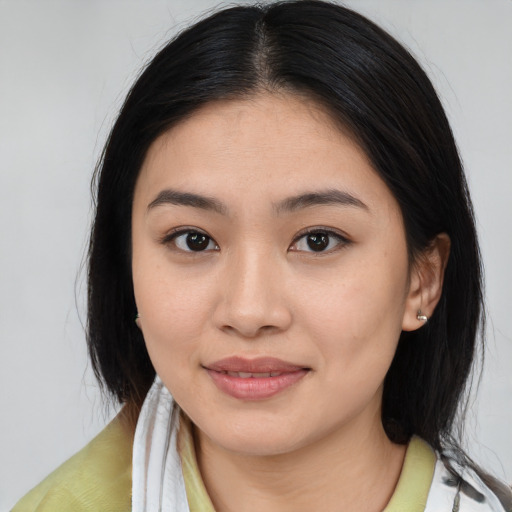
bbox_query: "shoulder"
[12,413,133,512]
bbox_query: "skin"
[131,92,448,512]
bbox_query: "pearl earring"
[417,310,428,322]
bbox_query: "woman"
[13,1,511,511]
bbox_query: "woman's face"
[132,93,420,456]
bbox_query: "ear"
[402,233,451,331]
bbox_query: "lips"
[204,357,309,400]
[207,356,306,373]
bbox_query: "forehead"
[145,93,354,161]
[136,93,398,218]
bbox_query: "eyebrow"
[147,188,368,215]
[147,189,228,215]
[274,189,368,214]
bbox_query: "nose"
[213,248,293,338]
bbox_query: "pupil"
[307,232,329,251]
[186,232,209,251]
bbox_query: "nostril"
[219,323,280,339]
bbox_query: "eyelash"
[160,227,351,254]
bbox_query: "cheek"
[301,252,409,375]
[132,256,217,385]
[297,273,407,428]
[138,282,211,343]
[134,241,215,322]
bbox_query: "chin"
[193,411,319,458]
[213,432,305,457]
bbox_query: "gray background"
[1,1,511,509]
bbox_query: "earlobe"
[402,233,451,332]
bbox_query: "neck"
[195,408,407,512]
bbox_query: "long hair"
[88,0,483,452]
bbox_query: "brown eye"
[185,232,210,251]
[306,232,329,251]
[292,229,349,253]
[170,230,218,252]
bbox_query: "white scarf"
[132,377,189,512]
[132,377,507,512]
